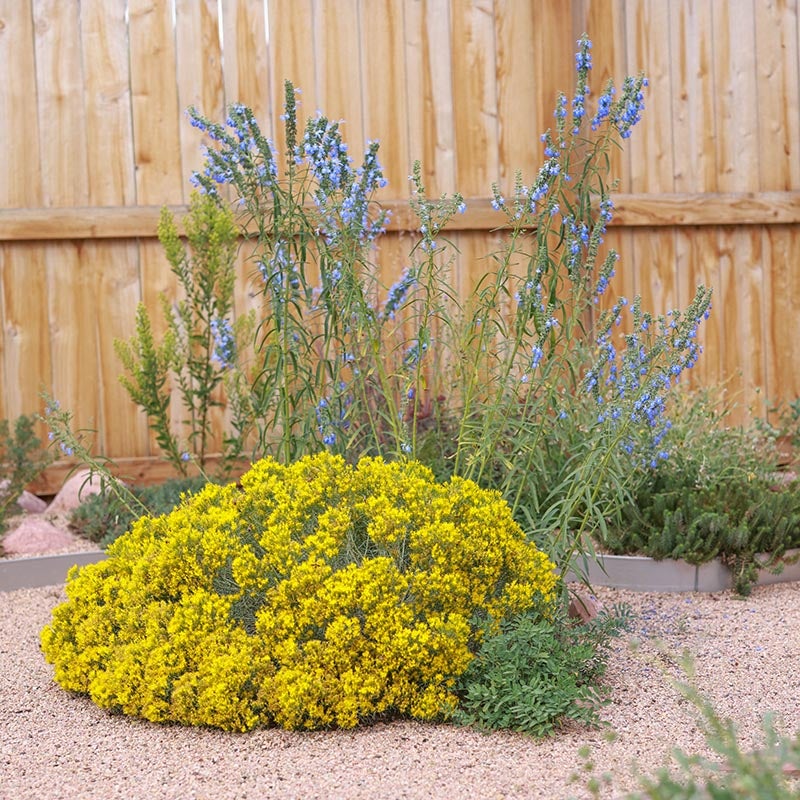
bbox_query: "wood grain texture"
[361,0,409,200]
[0,0,42,207]
[4,194,800,241]
[494,1,538,198]
[0,245,51,424]
[79,3,147,456]
[33,0,89,207]
[669,0,720,194]
[128,0,184,456]
[755,0,800,191]
[32,1,100,447]
[315,0,363,146]
[81,0,136,207]
[268,0,316,164]
[3,1,800,458]
[129,0,183,204]
[577,0,630,189]
[451,0,499,197]
[175,0,225,201]
[222,0,271,123]
[403,0,456,197]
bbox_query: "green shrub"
[68,476,211,548]
[453,603,632,736]
[0,414,51,535]
[598,389,800,594]
[42,452,558,731]
[114,193,254,478]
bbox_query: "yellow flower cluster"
[41,453,557,731]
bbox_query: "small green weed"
[572,654,800,800]
[0,414,52,535]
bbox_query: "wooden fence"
[2,0,800,491]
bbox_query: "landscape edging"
[566,549,800,592]
[2,548,799,594]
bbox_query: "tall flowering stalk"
[185,41,712,575]
[392,35,711,569]
[189,83,393,463]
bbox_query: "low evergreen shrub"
[453,603,632,736]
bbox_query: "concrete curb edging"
[2,548,800,594]
[566,549,800,592]
[0,551,107,592]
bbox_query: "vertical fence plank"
[577,0,631,190]
[575,0,635,325]
[269,0,317,164]
[764,227,800,407]
[33,0,89,208]
[129,0,183,205]
[222,0,271,121]
[403,0,456,197]
[756,0,800,415]
[129,0,185,458]
[1,246,52,423]
[668,0,721,394]
[82,0,136,207]
[625,0,677,348]
[0,0,43,424]
[81,0,149,458]
[219,0,271,346]
[33,0,100,450]
[361,0,414,328]
[494,1,537,198]
[176,0,225,201]
[712,0,765,416]
[361,0,409,198]
[173,0,229,453]
[315,0,363,144]
[0,0,42,208]
[450,0,501,302]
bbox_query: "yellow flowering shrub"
[41,453,557,731]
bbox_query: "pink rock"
[2,517,79,556]
[568,589,603,623]
[16,490,48,514]
[47,469,104,515]
[0,481,48,514]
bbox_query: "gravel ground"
[2,580,799,800]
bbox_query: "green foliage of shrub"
[0,414,52,535]
[598,390,800,594]
[68,476,210,548]
[42,453,558,732]
[114,192,255,478]
[453,604,632,736]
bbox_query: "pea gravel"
[2,581,799,800]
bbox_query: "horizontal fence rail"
[3,192,800,241]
